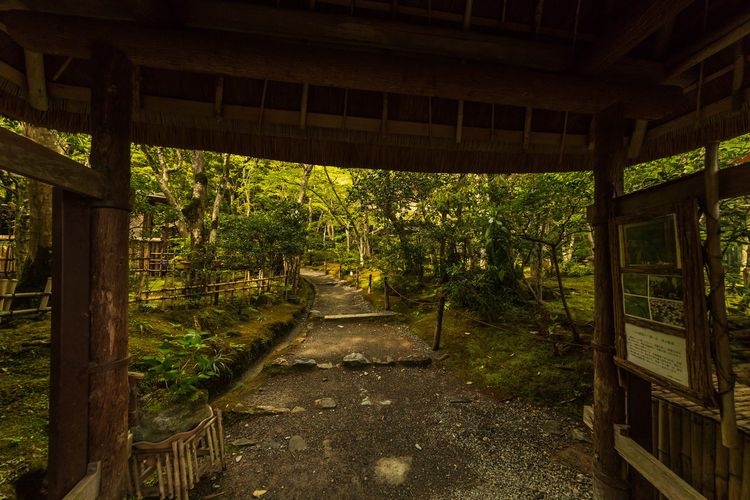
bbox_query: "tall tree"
[15,124,55,291]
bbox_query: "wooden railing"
[0,276,51,317]
[130,273,290,307]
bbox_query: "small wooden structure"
[0,1,748,498]
[128,408,226,500]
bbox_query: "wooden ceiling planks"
[0,0,747,172]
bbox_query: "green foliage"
[444,265,524,320]
[141,330,231,396]
[217,198,306,270]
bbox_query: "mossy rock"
[131,389,211,442]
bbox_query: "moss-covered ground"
[0,289,308,498]
[340,270,596,418]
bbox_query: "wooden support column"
[88,44,133,499]
[591,104,628,500]
[49,189,92,499]
[705,141,740,449]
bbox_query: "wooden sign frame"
[612,198,715,407]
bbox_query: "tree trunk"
[140,145,188,239]
[550,244,580,343]
[741,243,749,288]
[16,125,54,292]
[208,153,231,244]
[185,151,208,254]
[297,164,314,204]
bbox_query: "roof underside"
[0,0,748,173]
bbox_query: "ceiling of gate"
[0,0,747,173]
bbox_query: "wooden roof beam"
[0,126,105,198]
[579,0,692,75]
[24,49,47,110]
[2,11,686,120]
[182,1,573,72]
[665,7,750,82]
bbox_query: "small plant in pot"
[132,330,230,442]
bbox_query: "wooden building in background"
[0,0,747,498]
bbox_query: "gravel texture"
[201,270,592,499]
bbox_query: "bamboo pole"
[681,409,692,484]
[702,417,716,498]
[741,439,750,500]
[668,404,681,474]
[658,400,670,466]
[728,444,742,499]
[691,413,703,490]
[705,141,740,449]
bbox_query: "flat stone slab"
[322,312,399,320]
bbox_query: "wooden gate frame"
[0,50,132,497]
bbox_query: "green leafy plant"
[141,330,231,396]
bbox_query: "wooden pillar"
[88,44,133,499]
[48,189,91,498]
[705,141,740,449]
[591,105,628,500]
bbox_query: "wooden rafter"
[2,11,685,120]
[214,76,223,117]
[24,49,47,111]
[0,126,104,198]
[300,82,309,130]
[579,0,692,75]
[626,119,647,160]
[182,1,574,72]
[666,7,750,81]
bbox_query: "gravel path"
[204,270,593,499]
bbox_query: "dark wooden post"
[432,294,446,351]
[383,276,391,311]
[88,44,133,499]
[368,273,373,294]
[591,105,628,500]
[49,190,91,498]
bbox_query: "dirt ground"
[203,270,592,499]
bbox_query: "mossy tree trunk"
[15,124,54,292]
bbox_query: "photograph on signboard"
[621,273,685,328]
[622,273,648,295]
[648,275,683,300]
[621,215,679,268]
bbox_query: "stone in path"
[342,352,370,368]
[288,435,307,452]
[315,397,337,409]
[374,456,413,485]
[397,354,432,367]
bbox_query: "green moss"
[0,281,311,494]
[406,291,593,417]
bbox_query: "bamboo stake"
[691,413,703,488]
[702,417,716,498]
[668,404,681,474]
[741,439,750,500]
[716,429,729,500]
[658,400,670,466]
[681,409,692,484]
[729,444,742,499]
[705,141,740,449]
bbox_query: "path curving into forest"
[205,270,592,499]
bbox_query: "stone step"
[322,312,399,320]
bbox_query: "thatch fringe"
[637,105,750,164]
[0,86,592,173]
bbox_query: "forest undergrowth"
[0,292,308,498]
